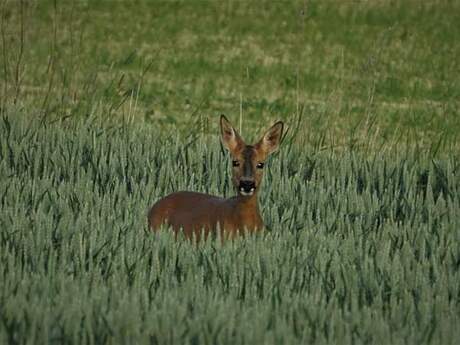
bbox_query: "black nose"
[239,180,256,193]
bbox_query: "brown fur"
[148,115,283,240]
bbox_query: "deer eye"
[256,162,265,169]
[232,160,240,167]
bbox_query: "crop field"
[1,1,460,344]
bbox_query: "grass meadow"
[1,1,459,344]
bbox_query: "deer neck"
[232,193,261,217]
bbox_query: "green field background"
[1,1,459,344]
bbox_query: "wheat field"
[1,1,459,344]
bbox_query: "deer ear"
[257,121,284,155]
[220,115,244,152]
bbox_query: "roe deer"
[148,115,283,240]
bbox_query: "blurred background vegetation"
[1,0,459,150]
